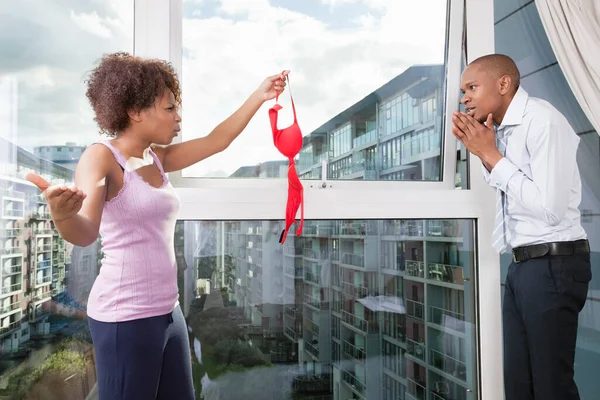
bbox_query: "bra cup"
[275,127,303,158]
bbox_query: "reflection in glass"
[494,1,600,398]
[182,1,449,181]
[0,1,132,398]
[179,219,477,399]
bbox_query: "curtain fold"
[536,0,600,135]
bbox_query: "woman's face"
[139,89,182,145]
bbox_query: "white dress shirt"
[483,86,587,248]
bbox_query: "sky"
[0,0,447,178]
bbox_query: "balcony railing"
[405,261,425,278]
[0,228,21,237]
[341,310,377,333]
[406,299,425,320]
[305,271,320,285]
[304,293,323,309]
[3,209,23,218]
[1,189,25,199]
[0,321,20,336]
[0,302,20,315]
[341,369,366,395]
[407,378,426,400]
[430,348,467,381]
[341,253,364,268]
[34,228,54,235]
[406,338,426,361]
[1,246,21,255]
[284,326,298,341]
[305,316,320,335]
[3,264,22,275]
[305,342,319,358]
[428,263,465,285]
[1,283,22,294]
[33,291,52,302]
[429,305,466,333]
[37,244,52,252]
[342,281,369,298]
[342,340,366,362]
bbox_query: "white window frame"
[134,0,502,398]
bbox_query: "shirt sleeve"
[488,124,579,226]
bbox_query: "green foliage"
[3,339,90,400]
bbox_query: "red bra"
[269,72,304,244]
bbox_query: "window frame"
[133,0,502,399]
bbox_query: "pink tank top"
[86,140,180,322]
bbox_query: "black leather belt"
[512,239,590,263]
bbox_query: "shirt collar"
[499,86,529,127]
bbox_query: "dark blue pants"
[88,305,195,400]
[503,253,591,400]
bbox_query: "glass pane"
[0,1,133,398]
[494,2,600,398]
[180,219,477,399]
[181,1,449,181]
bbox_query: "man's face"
[460,64,503,124]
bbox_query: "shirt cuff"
[489,157,519,192]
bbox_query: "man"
[452,53,591,400]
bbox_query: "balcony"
[352,129,377,147]
[430,349,467,381]
[0,321,20,337]
[405,260,425,278]
[407,338,426,361]
[428,263,464,285]
[3,209,23,218]
[284,326,298,341]
[305,341,319,358]
[1,283,22,295]
[341,252,364,268]
[0,228,21,237]
[429,305,466,333]
[36,275,52,286]
[36,244,52,253]
[1,246,21,255]
[1,189,25,199]
[303,248,327,259]
[342,281,369,298]
[341,369,366,396]
[33,291,52,302]
[305,315,320,335]
[407,378,426,400]
[35,259,52,269]
[406,299,425,320]
[341,310,377,333]
[304,293,324,310]
[304,271,320,285]
[34,228,54,236]
[342,340,366,362]
[0,302,20,315]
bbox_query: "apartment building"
[205,64,474,400]
[0,137,72,354]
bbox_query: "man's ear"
[498,74,512,95]
[127,108,143,123]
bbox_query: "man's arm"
[489,124,579,225]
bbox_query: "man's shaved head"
[469,54,520,93]
[460,53,521,124]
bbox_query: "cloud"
[0,0,133,150]
[0,0,447,175]
[181,0,447,177]
[70,10,113,39]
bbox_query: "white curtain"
[536,0,600,135]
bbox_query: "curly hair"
[85,52,182,137]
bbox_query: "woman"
[26,52,288,400]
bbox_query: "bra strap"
[275,71,297,122]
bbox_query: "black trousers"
[503,253,591,400]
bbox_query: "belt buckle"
[512,251,517,263]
